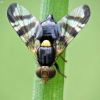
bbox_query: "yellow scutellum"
[41,40,51,46]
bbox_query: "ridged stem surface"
[32,0,69,100]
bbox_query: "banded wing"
[56,5,90,56]
[7,3,42,55]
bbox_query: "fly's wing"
[56,5,90,56]
[7,3,42,55]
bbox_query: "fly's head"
[36,66,56,83]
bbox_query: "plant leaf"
[32,0,69,100]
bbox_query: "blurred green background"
[0,0,100,100]
[64,0,100,100]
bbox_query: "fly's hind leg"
[54,62,67,78]
[60,55,67,62]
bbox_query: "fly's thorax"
[37,40,56,66]
[36,66,56,83]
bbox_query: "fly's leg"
[60,55,67,62]
[54,62,67,78]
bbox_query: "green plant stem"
[32,0,69,100]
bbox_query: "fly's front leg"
[54,62,67,78]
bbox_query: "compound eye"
[36,67,41,78]
[49,67,56,78]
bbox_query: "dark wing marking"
[7,3,42,55]
[55,5,90,56]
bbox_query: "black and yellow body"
[36,15,67,83]
[7,3,90,83]
[35,15,63,83]
[36,40,56,83]
[37,40,55,66]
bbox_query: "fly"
[7,3,91,83]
